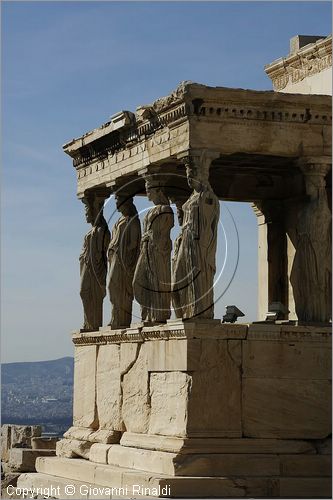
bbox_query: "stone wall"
[57,321,331,460]
[17,323,331,498]
[1,425,57,474]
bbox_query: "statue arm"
[94,225,110,254]
[104,227,111,255]
[199,194,219,249]
[192,205,200,240]
[128,220,142,250]
[165,208,174,232]
[125,221,141,270]
[150,207,174,242]
[160,205,174,230]
[92,226,110,281]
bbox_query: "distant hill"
[2,357,74,384]
[1,357,74,435]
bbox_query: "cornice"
[72,329,187,345]
[72,323,332,346]
[265,35,332,91]
[69,100,331,171]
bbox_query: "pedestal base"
[17,322,331,498]
[17,450,331,498]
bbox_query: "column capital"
[137,164,162,178]
[106,179,140,198]
[80,187,110,203]
[177,148,220,163]
[177,149,220,180]
[105,179,117,189]
[297,156,331,178]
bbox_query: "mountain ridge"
[1,356,74,435]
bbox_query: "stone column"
[290,157,332,323]
[253,204,268,320]
[173,149,220,320]
[266,202,288,315]
[253,201,288,320]
[107,189,141,329]
[133,169,174,323]
[79,189,110,331]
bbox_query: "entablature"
[63,82,331,199]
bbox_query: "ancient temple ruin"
[18,81,331,498]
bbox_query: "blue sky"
[2,1,331,362]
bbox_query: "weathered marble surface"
[173,152,220,319]
[63,83,331,200]
[72,345,98,429]
[19,447,332,498]
[291,161,332,323]
[96,344,123,431]
[265,34,332,95]
[122,343,151,434]
[1,425,42,463]
[107,195,141,329]
[133,177,174,323]
[59,322,331,464]
[45,322,330,498]
[8,449,55,473]
[170,195,187,317]
[79,195,110,331]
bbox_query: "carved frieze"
[265,35,332,91]
[63,82,331,199]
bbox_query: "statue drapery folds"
[107,194,141,329]
[79,151,221,329]
[133,176,174,323]
[172,153,220,319]
[291,164,332,323]
[79,195,110,331]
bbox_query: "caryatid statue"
[172,151,220,319]
[107,194,141,329]
[79,194,110,331]
[290,159,332,323]
[169,194,188,317]
[133,175,174,323]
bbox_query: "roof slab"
[63,82,331,202]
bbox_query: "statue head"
[186,164,209,193]
[83,195,104,225]
[299,160,330,202]
[145,175,169,205]
[115,194,137,217]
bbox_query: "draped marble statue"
[291,162,332,323]
[170,195,188,317]
[133,176,174,323]
[173,153,220,319]
[107,194,141,329]
[79,194,110,330]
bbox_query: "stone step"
[107,444,282,476]
[17,468,332,498]
[36,456,170,488]
[9,448,56,472]
[107,444,331,477]
[90,443,331,477]
[280,454,331,476]
[120,432,317,454]
[37,450,332,477]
